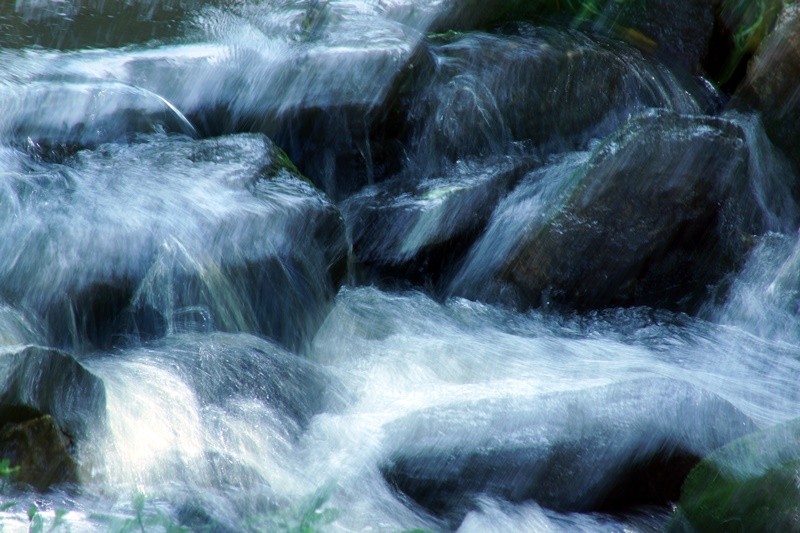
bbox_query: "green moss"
[270,146,315,187]
[674,418,800,532]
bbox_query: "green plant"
[246,489,338,533]
[717,0,795,82]
[0,458,20,494]
[88,493,190,533]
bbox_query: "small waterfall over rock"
[0,1,798,531]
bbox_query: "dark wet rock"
[32,13,431,199]
[381,378,756,526]
[407,26,703,171]
[124,332,348,431]
[0,81,197,153]
[674,417,800,532]
[0,134,348,352]
[734,4,800,170]
[342,156,536,289]
[383,0,712,72]
[0,346,106,442]
[0,415,80,491]
[590,0,714,72]
[450,111,790,312]
[379,0,560,33]
[0,0,209,50]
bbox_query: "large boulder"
[451,111,795,312]
[0,346,106,443]
[590,0,714,72]
[381,0,713,72]
[0,81,197,152]
[0,0,209,49]
[342,156,536,289]
[674,417,800,532]
[406,25,707,172]
[381,378,756,527]
[0,415,80,492]
[379,0,561,33]
[734,4,800,170]
[119,333,348,431]
[0,134,348,352]
[17,4,431,199]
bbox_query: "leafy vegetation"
[717,0,795,81]
[246,488,338,533]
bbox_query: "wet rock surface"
[381,378,756,526]
[734,4,800,170]
[451,111,770,312]
[0,346,106,442]
[0,415,80,492]
[12,6,431,199]
[676,417,800,532]
[120,332,348,431]
[407,26,703,169]
[0,0,798,529]
[0,134,347,352]
[591,0,714,72]
[0,81,197,152]
[343,156,536,289]
[0,0,210,50]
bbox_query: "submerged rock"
[0,415,80,492]
[123,332,347,431]
[0,134,348,352]
[407,25,704,170]
[0,346,106,443]
[734,4,800,170]
[0,81,197,152]
[381,378,755,526]
[451,111,787,312]
[342,156,536,289]
[27,10,430,199]
[675,417,800,532]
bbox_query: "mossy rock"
[0,415,80,492]
[675,417,800,532]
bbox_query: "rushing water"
[0,1,799,532]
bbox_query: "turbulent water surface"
[0,1,799,532]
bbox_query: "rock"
[379,0,559,33]
[591,0,714,72]
[675,417,800,532]
[734,4,800,170]
[0,134,348,352]
[121,333,347,431]
[406,25,705,170]
[451,111,781,312]
[382,0,713,72]
[0,81,197,153]
[0,415,80,491]
[342,156,536,289]
[0,0,208,50]
[28,7,431,199]
[0,346,106,442]
[381,378,756,526]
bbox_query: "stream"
[0,1,799,532]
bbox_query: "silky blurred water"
[0,1,798,532]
